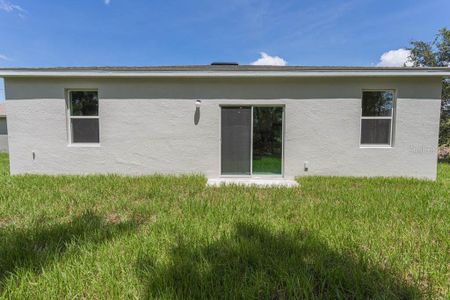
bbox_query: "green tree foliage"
[408,28,450,145]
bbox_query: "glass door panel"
[252,107,283,175]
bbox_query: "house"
[0,103,7,153]
[0,65,448,183]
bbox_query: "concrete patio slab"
[207,178,299,187]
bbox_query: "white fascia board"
[0,70,449,78]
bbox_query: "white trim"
[65,90,71,144]
[0,70,449,78]
[359,145,393,149]
[360,116,393,120]
[67,143,101,148]
[69,115,100,119]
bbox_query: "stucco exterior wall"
[4,76,442,179]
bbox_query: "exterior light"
[195,100,202,108]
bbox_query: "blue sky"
[0,0,449,100]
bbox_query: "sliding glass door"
[221,106,283,176]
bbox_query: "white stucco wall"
[4,76,442,179]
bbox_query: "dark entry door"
[221,107,252,175]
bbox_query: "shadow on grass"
[0,211,138,290]
[137,223,422,299]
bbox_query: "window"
[68,90,99,143]
[360,90,394,146]
[0,118,7,135]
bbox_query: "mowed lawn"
[0,153,449,299]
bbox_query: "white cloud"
[0,54,10,61]
[251,52,287,66]
[0,0,25,12]
[377,48,413,67]
[0,0,26,17]
[104,0,111,5]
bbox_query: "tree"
[407,28,450,146]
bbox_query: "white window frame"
[66,89,100,146]
[360,89,396,148]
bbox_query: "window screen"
[361,91,394,145]
[68,91,99,143]
[71,119,99,143]
[221,107,252,175]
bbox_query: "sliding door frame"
[219,104,285,178]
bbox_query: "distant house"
[0,103,7,153]
[0,65,449,182]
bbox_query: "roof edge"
[0,66,449,78]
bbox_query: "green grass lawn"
[0,153,449,299]
[252,155,282,174]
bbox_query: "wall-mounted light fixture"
[194,100,201,125]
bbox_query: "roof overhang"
[0,66,449,78]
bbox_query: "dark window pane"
[252,107,283,174]
[0,118,7,135]
[361,119,391,145]
[221,107,251,175]
[71,119,99,143]
[70,91,98,116]
[362,91,393,117]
